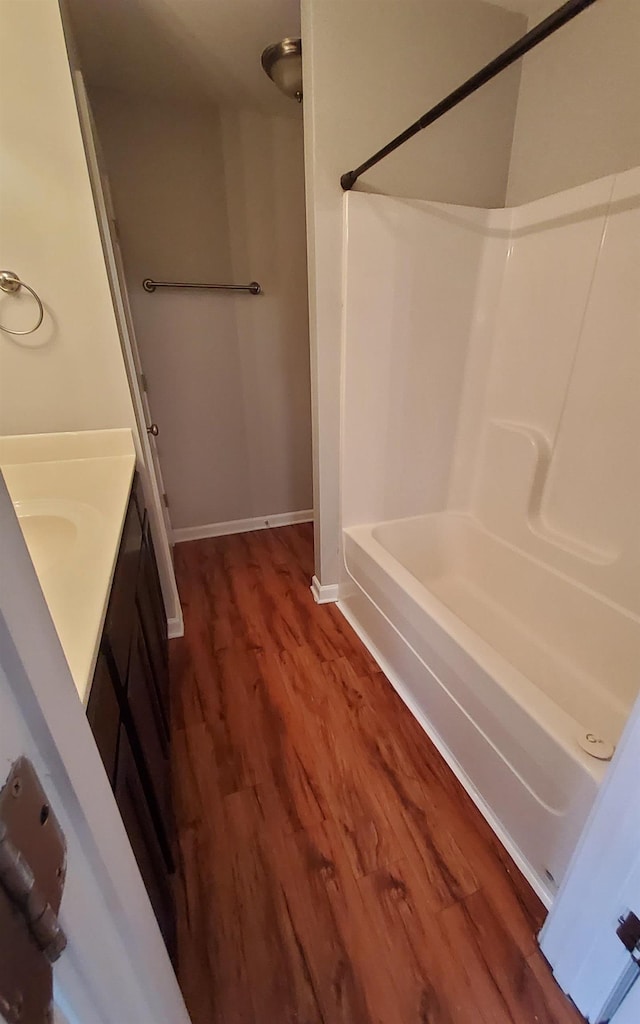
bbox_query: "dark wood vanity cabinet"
[114,726,175,951]
[86,475,175,958]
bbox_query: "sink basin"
[1,427,137,702]
[17,512,77,572]
[14,498,99,573]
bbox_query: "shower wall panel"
[343,165,640,637]
[342,195,492,527]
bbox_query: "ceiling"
[65,0,303,115]
[65,0,542,114]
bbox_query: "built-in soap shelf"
[475,419,617,568]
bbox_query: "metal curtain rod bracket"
[142,278,262,295]
[340,0,599,191]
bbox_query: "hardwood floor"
[170,524,583,1024]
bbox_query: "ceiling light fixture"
[261,37,302,103]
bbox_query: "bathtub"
[341,512,636,903]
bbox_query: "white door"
[73,71,183,637]
[0,474,190,1023]
[98,167,172,541]
[540,694,640,1022]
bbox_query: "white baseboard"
[167,614,184,640]
[310,575,340,604]
[173,509,313,544]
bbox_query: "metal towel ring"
[0,271,44,335]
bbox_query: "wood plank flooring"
[170,524,583,1024]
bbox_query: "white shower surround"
[340,166,640,903]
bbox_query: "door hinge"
[139,372,148,393]
[162,492,170,509]
[0,758,67,1024]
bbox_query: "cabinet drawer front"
[126,622,173,859]
[132,473,146,531]
[105,497,143,683]
[115,726,175,959]
[86,647,121,786]
[137,529,170,728]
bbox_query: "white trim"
[337,597,553,909]
[310,575,341,604]
[167,615,184,640]
[173,509,314,544]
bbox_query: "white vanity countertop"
[0,429,136,705]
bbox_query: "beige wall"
[507,0,640,205]
[302,0,526,587]
[91,91,312,532]
[315,1,525,205]
[0,0,135,438]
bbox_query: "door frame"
[71,69,183,639]
[0,474,190,1022]
[540,691,640,1020]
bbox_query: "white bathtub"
[341,512,638,903]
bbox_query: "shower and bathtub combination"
[339,165,640,904]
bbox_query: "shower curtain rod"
[340,0,599,191]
